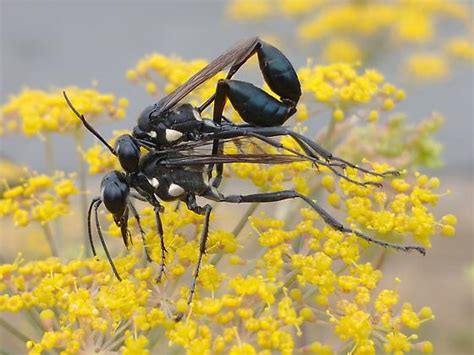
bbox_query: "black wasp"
[64,37,425,318]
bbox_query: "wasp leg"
[287,131,399,177]
[87,197,101,257]
[93,200,123,281]
[118,207,131,249]
[204,189,425,255]
[129,201,152,263]
[175,195,212,322]
[154,204,168,284]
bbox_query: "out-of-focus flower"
[0,87,127,137]
[226,0,472,80]
[339,113,445,169]
[226,0,273,21]
[321,38,363,63]
[405,53,449,81]
[127,54,224,104]
[444,37,474,61]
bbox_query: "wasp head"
[100,171,132,248]
[115,134,140,173]
[100,171,130,217]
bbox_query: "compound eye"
[115,135,140,173]
[101,172,129,216]
[137,105,155,132]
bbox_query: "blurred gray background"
[1,1,473,353]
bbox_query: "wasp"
[64,37,425,319]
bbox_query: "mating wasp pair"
[64,37,425,318]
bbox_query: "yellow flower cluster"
[0,171,79,227]
[127,53,223,103]
[336,166,456,247]
[0,192,441,354]
[298,62,405,121]
[1,87,128,137]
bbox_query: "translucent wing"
[160,153,307,166]
[155,37,260,115]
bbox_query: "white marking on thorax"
[193,108,202,121]
[147,131,157,138]
[168,183,185,197]
[147,177,159,188]
[165,129,183,142]
[202,170,210,185]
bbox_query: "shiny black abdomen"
[258,42,301,103]
[225,80,291,127]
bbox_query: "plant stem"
[232,202,259,237]
[74,129,90,257]
[42,224,58,257]
[0,317,31,343]
[374,249,387,270]
[44,134,55,173]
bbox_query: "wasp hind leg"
[153,205,168,284]
[175,195,213,322]
[203,189,425,255]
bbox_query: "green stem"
[74,129,90,257]
[0,317,31,343]
[42,224,58,257]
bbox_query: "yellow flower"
[384,332,412,354]
[122,332,150,355]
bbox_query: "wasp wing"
[155,37,260,115]
[160,153,308,166]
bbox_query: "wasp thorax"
[100,171,130,216]
[115,134,140,173]
[137,104,155,132]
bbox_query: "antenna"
[63,91,117,155]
